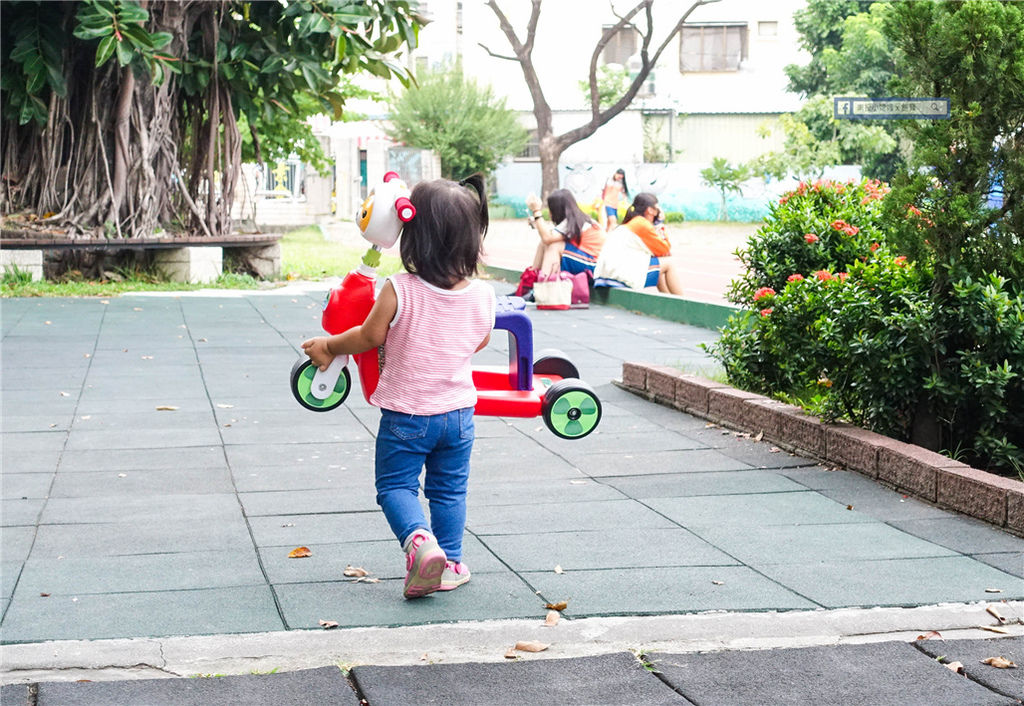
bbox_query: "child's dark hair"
[547,189,594,246]
[615,168,630,199]
[622,192,659,224]
[400,174,488,289]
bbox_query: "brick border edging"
[619,362,1024,536]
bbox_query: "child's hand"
[301,337,334,371]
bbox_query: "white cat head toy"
[355,171,416,248]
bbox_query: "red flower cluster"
[753,286,776,301]
[869,242,880,252]
[787,273,804,282]
[894,256,907,267]
[835,272,849,282]
[759,307,773,317]
[831,219,860,236]
[804,233,819,244]
[814,270,833,281]
[860,179,889,204]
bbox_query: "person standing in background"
[600,168,629,231]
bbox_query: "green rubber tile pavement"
[0,585,283,643]
[260,535,506,585]
[247,511,395,548]
[1,499,44,527]
[466,477,624,506]
[467,499,677,535]
[38,493,242,525]
[602,469,807,499]
[231,463,373,493]
[647,491,878,529]
[29,518,254,558]
[56,445,227,472]
[2,472,54,499]
[224,440,377,469]
[572,448,761,477]
[478,527,738,572]
[238,486,380,517]
[524,565,817,616]
[1,526,35,563]
[691,522,959,566]
[49,467,236,498]
[15,551,266,595]
[753,555,1024,608]
[273,569,546,630]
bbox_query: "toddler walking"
[302,175,496,599]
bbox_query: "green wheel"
[290,358,350,412]
[541,379,601,440]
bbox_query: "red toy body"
[320,267,381,403]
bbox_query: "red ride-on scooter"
[289,172,601,440]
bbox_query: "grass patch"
[1,267,265,298]
[280,225,402,281]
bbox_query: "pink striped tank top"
[370,273,496,415]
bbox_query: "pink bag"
[570,271,590,308]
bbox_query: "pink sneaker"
[438,560,471,591]
[402,530,446,599]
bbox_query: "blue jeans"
[375,407,475,562]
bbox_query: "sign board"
[834,97,950,120]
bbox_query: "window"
[258,159,304,200]
[758,21,778,37]
[516,130,540,161]
[680,23,748,72]
[601,24,639,66]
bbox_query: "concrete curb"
[482,265,738,330]
[619,362,1024,537]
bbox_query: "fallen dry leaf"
[59,391,70,397]
[846,505,854,511]
[545,601,568,611]
[769,447,781,453]
[504,648,519,659]
[978,625,1009,635]
[944,661,965,674]
[985,588,1003,593]
[553,565,564,574]
[711,580,725,586]
[40,593,50,597]
[986,605,1008,624]
[981,656,1017,669]
[155,405,178,411]
[318,620,339,629]
[543,610,560,627]
[288,546,312,558]
[343,565,369,578]
[513,640,549,653]
[916,630,942,641]
[351,576,380,584]
[754,430,764,442]
[216,403,235,409]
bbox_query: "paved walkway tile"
[650,641,1017,705]
[248,511,394,547]
[49,466,236,498]
[916,637,1022,700]
[275,569,544,629]
[525,565,817,615]
[467,499,677,535]
[479,527,737,572]
[603,469,807,498]
[754,556,1024,608]
[692,522,959,565]
[0,585,283,643]
[29,518,254,558]
[466,477,624,507]
[1,666,358,705]
[352,651,692,706]
[647,491,877,528]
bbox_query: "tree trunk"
[538,135,564,199]
[107,66,135,230]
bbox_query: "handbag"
[569,271,590,308]
[533,272,572,310]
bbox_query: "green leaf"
[95,35,117,66]
[261,55,285,74]
[149,32,173,50]
[115,38,134,66]
[334,35,347,63]
[117,3,149,24]
[121,24,154,48]
[73,23,114,40]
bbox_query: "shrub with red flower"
[804,233,819,244]
[830,219,860,236]
[894,256,907,266]
[787,273,804,282]
[759,307,773,317]
[836,272,849,282]
[814,270,833,281]
[869,242,880,252]
[753,286,776,301]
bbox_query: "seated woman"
[593,192,685,295]
[525,189,605,278]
